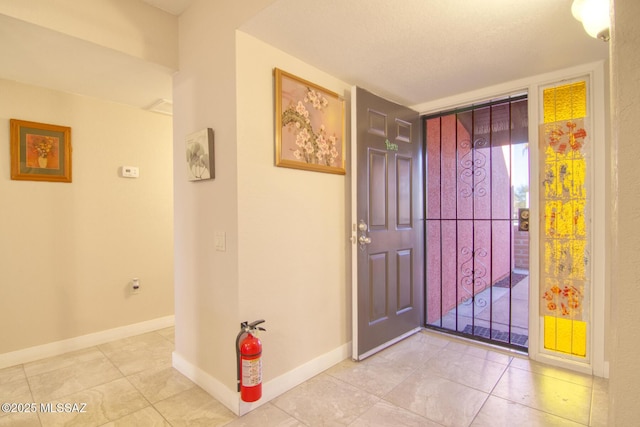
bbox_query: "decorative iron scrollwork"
[460,246,488,307]
[459,137,488,198]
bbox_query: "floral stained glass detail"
[540,81,589,357]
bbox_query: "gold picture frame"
[274,68,345,175]
[10,119,72,182]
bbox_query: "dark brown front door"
[353,87,423,360]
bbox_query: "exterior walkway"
[434,271,529,348]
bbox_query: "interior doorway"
[423,96,530,351]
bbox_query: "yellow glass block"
[544,316,557,350]
[543,82,587,122]
[573,320,587,357]
[556,318,573,354]
[543,316,587,357]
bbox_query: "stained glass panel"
[540,81,589,358]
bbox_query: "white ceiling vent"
[147,98,173,116]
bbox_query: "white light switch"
[215,231,226,251]
[122,166,139,178]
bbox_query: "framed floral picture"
[186,128,214,181]
[10,119,72,182]
[274,68,345,175]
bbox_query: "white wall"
[172,0,277,398]
[0,79,174,356]
[236,32,351,381]
[609,0,640,423]
[173,1,351,411]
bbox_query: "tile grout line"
[21,363,45,427]
[487,358,594,426]
[466,355,514,426]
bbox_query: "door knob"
[358,220,371,250]
[359,235,372,245]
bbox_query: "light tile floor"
[0,327,608,426]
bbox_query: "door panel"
[353,87,422,359]
[369,150,388,228]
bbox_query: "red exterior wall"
[426,110,519,324]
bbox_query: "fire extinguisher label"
[241,358,262,387]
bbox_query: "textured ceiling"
[139,0,194,16]
[240,0,609,108]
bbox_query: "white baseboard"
[172,352,240,414]
[0,315,175,369]
[173,341,351,416]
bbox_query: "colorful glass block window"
[540,81,589,358]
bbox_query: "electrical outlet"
[132,278,140,294]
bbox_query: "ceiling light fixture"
[571,0,610,41]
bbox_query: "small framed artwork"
[10,119,72,182]
[186,128,215,181]
[274,68,345,175]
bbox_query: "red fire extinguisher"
[236,319,266,402]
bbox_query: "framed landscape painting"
[274,68,345,175]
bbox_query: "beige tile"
[590,377,609,427]
[0,366,32,422]
[102,406,170,426]
[350,401,442,427]
[28,356,121,402]
[0,411,41,427]
[471,395,585,427]
[422,348,508,393]
[224,403,303,427]
[444,340,514,365]
[272,373,379,425]
[492,366,591,425]
[0,364,26,383]
[154,386,235,427]
[23,347,105,377]
[375,333,443,369]
[38,378,148,427]
[509,357,594,387]
[98,332,167,352]
[325,355,415,397]
[99,336,173,376]
[0,366,32,410]
[156,327,175,343]
[385,370,488,427]
[415,330,453,348]
[127,366,195,403]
